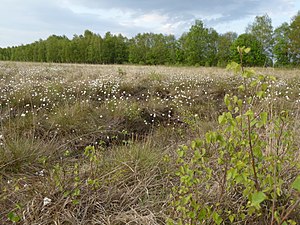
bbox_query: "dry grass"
[0,61,300,224]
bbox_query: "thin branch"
[247,115,260,191]
[279,198,300,225]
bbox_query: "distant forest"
[0,12,299,67]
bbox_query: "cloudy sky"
[0,0,299,47]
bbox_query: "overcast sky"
[0,0,299,47]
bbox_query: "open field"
[0,61,300,224]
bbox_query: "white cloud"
[122,12,169,30]
[0,0,299,47]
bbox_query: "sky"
[0,0,299,48]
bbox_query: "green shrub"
[168,47,300,224]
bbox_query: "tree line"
[0,12,299,67]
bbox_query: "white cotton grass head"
[43,197,52,206]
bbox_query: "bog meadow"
[1,13,300,225]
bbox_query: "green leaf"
[258,74,265,81]
[183,194,192,205]
[191,141,196,150]
[269,75,276,81]
[244,70,254,78]
[177,149,184,158]
[250,80,258,87]
[87,178,96,185]
[292,176,300,192]
[188,211,196,219]
[276,187,281,197]
[218,114,226,124]
[237,99,243,108]
[205,133,212,143]
[250,118,258,127]
[260,112,268,125]
[7,212,21,222]
[224,94,230,107]
[226,61,241,73]
[198,207,207,220]
[195,139,202,148]
[274,210,280,223]
[244,47,251,53]
[261,83,268,91]
[240,213,246,220]
[72,199,80,205]
[235,174,245,184]
[287,219,297,225]
[257,90,264,99]
[194,149,201,161]
[227,168,237,180]
[216,133,224,142]
[229,214,235,223]
[247,96,253,104]
[233,95,238,103]
[245,110,254,117]
[253,146,263,159]
[238,84,245,91]
[250,191,267,209]
[63,190,71,197]
[212,212,223,225]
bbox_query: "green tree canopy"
[273,22,291,66]
[246,14,274,65]
[230,33,266,67]
[289,11,300,65]
[216,32,237,67]
[1,15,299,67]
[180,20,219,66]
